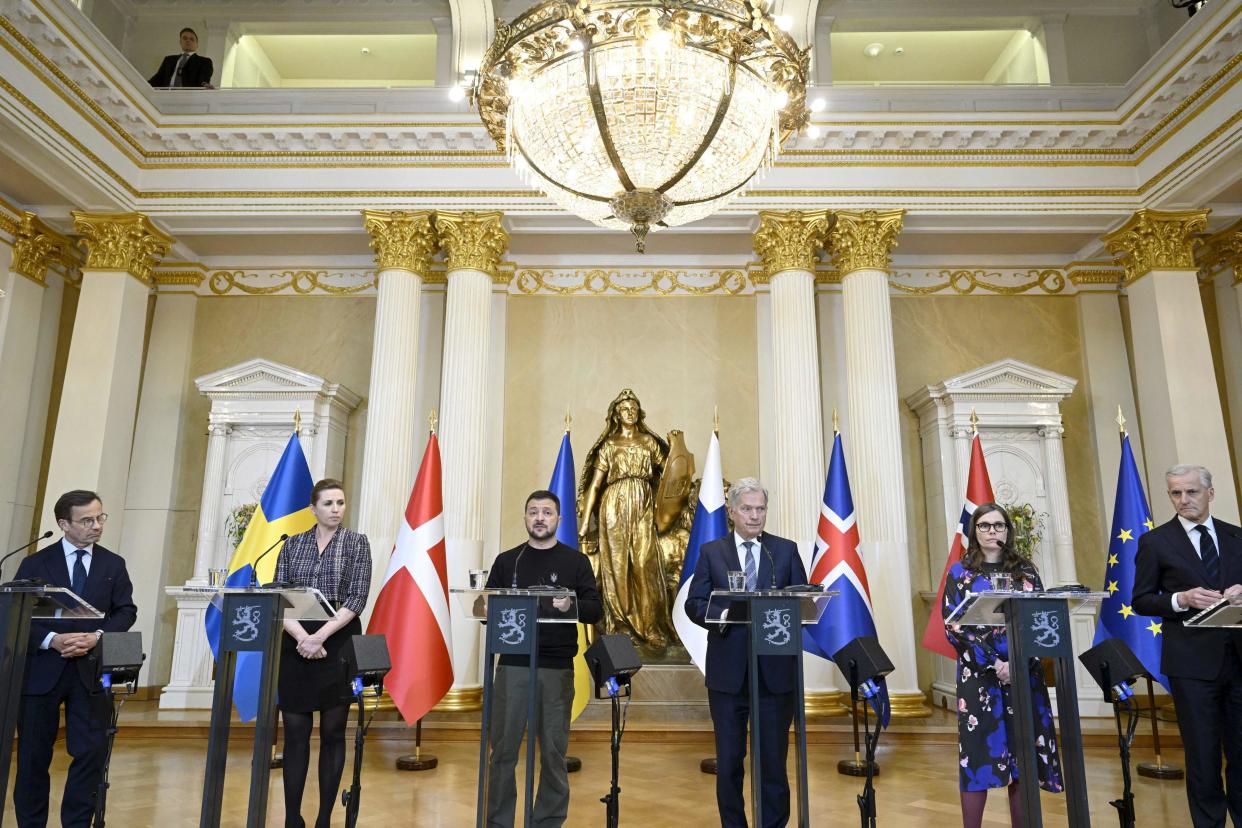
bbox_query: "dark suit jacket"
[1132,516,1242,681]
[685,532,808,694]
[149,53,213,88]
[15,541,137,695]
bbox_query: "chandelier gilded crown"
[470,0,811,251]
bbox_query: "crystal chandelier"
[471,0,810,251]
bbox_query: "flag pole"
[270,410,304,770]
[562,409,585,775]
[702,405,722,777]
[833,409,879,778]
[1112,408,1183,782]
[396,411,442,772]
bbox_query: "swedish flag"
[204,432,316,720]
[1092,432,1166,689]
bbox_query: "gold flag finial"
[713,405,720,434]
[832,407,840,434]
[565,410,572,433]
[1116,405,1127,435]
[969,408,979,434]
[428,409,438,434]
[293,409,302,435]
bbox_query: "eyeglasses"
[70,514,109,528]
[975,522,1007,534]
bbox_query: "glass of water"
[990,572,1014,592]
[469,569,489,590]
[727,571,746,591]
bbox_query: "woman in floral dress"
[942,501,1063,827]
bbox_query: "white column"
[436,210,508,708]
[1076,291,1147,532]
[1037,15,1070,84]
[191,424,230,583]
[41,213,172,542]
[832,209,926,715]
[753,211,840,713]
[1040,425,1077,584]
[1104,209,1239,522]
[119,286,199,686]
[0,214,67,568]
[358,211,436,623]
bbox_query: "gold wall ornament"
[514,268,748,295]
[362,209,438,274]
[152,271,206,287]
[753,210,833,278]
[208,270,376,295]
[1199,217,1242,285]
[828,209,905,275]
[12,211,70,285]
[1102,208,1210,284]
[888,269,1069,296]
[71,212,172,285]
[435,211,509,275]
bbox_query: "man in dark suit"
[686,477,808,828]
[148,27,213,88]
[1133,464,1242,828]
[13,490,137,828]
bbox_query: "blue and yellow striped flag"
[548,430,594,721]
[204,432,316,720]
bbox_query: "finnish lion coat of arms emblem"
[763,608,792,647]
[231,605,261,643]
[1030,610,1061,648]
[499,608,527,646]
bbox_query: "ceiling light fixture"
[863,42,884,58]
[470,0,811,251]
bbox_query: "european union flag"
[1092,433,1166,689]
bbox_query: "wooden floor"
[38,728,1194,826]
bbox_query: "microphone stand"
[849,663,879,828]
[91,671,138,828]
[0,531,53,581]
[1103,665,1138,828]
[598,676,631,828]
[249,534,289,587]
[342,679,380,828]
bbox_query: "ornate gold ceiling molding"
[1102,208,1211,285]
[753,210,832,280]
[71,212,172,285]
[435,211,509,276]
[829,209,905,275]
[207,270,377,296]
[362,210,438,275]
[11,211,72,286]
[514,268,749,296]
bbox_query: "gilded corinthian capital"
[362,210,437,273]
[12,212,70,285]
[1201,218,1242,286]
[752,210,832,279]
[71,212,173,285]
[435,211,508,275]
[829,209,904,275]
[1102,208,1210,284]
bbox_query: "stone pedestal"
[160,359,359,709]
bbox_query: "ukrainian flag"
[204,432,315,720]
[548,430,594,721]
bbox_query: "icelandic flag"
[204,432,315,721]
[672,431,727,673]
[805,431,890,727]
[1093,432,1166,689]
[547,431,594,721]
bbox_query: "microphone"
[0,531,53,577]
[250,534,289,587]
[760,537,777,588]
[512,544,529,589]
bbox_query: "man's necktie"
[743,541,756,592]
[1196,525,1220,588]
[173,53,190,87]
[71,549,87,596]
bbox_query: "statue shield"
[654,429,695,533]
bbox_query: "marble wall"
[499,295,761,546]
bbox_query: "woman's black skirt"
[278,616,363,713]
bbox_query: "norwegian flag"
[367,433,454,722]
[804,431,889,726]
[921,432,995,659]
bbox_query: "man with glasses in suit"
[12,490,136,828]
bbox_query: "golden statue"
[578,389,694,652]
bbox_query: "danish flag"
[367,433,454,722]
